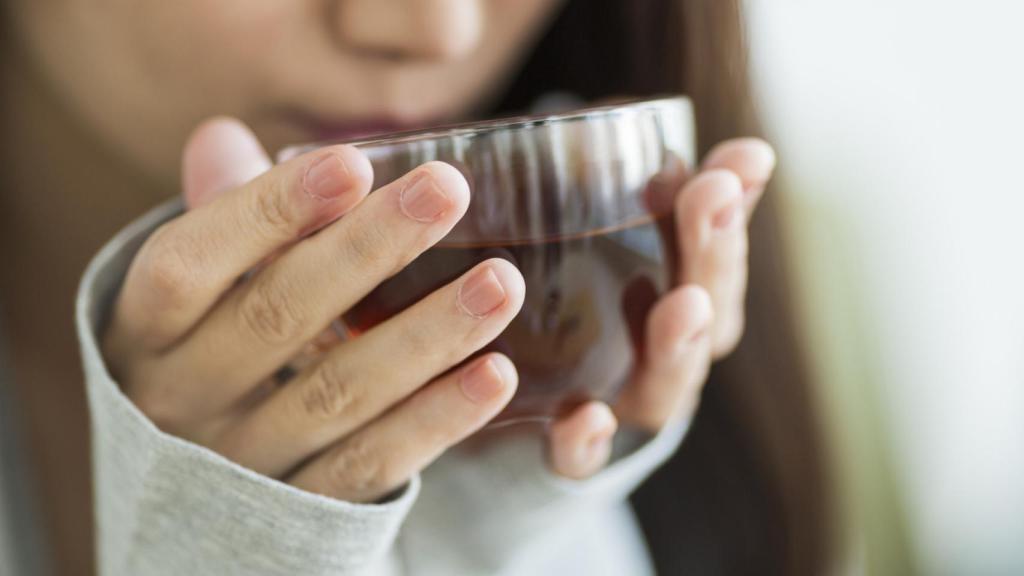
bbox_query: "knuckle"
[300,361,360,420]
[341,217,401,276]
[249,181,295,239]
[678,188,704,226]
[697,239,746,288]
[328,438,398,496]
[137,224,204,311]
[396,325,440,364]
[236,274,307,346]
[407,397,455,446]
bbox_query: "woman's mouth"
[286,109,434,145]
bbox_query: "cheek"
[111,1,320,177]
[163,2,303,98]
[18,0,309,179]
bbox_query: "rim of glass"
[338,95,690,149]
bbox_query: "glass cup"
[280,96,696,423]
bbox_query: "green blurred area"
[779,180,917,576]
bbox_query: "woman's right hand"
[102,118,525,503]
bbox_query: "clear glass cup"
[280,96,696,423]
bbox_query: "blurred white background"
[746,1,1024,574]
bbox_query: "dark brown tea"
[344,214,676,420]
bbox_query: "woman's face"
[14,0,562,179]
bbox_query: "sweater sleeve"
[76,200,417,576]
[398,418,689,575]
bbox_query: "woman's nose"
[333,0,483,60]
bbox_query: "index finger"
[112,143,374,351]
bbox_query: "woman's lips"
[285,107,437,144]
[274,112,434,162]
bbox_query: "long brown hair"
[499,1,837,574]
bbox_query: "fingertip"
[698,168,744,198]
[486,352,520,398]
[331,144,376,191]
[550,401,617,480]
[676,169,744,234]
[648,285,713,360]
[746,138,778,176]
[679,284,714,326]
[581,401,618,437]
[421,161,472,214]
[304,144,375,201]
[703,137,777,193]
[186,116,255,147]
[183,116,271,209]
[482,257,527,314]
[551,401,617,445]
[677,168,743,207]
[459,353,518,406]
[678,285,714,346]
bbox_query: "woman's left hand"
[547,138,777,479]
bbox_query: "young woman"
[0,1,835,574]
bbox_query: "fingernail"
[457,267,507,318]
[303,153,350,200]
[400,174,451,222]
[712,198,741,229]
[460,358,506,404]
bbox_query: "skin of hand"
[102,117,775,499]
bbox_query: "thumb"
[182,117,272,209]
